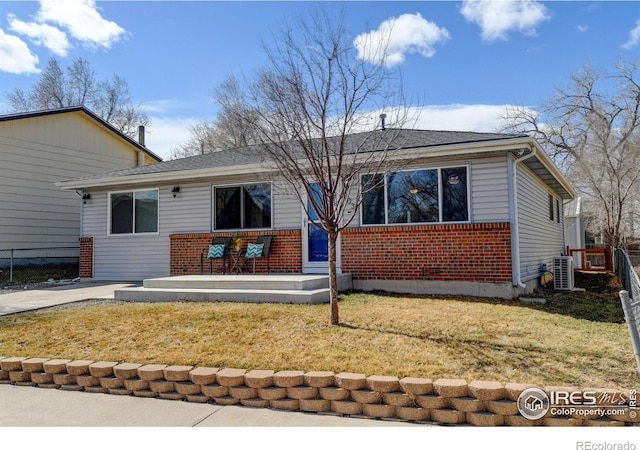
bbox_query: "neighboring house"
[0,106,161,254]
[57,128,574,298]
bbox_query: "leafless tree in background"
[502,60,640,247]
[217,10,413,324]
[170,74,261,159]
[6,57,149,139]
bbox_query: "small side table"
[230,250,243,274]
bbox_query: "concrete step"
[143,274,352,292]
[114,287,331,304]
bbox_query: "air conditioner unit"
[553,256,574,290]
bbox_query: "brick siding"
[79,237,93,278]
[170,230,302,275]
[341,223,512,283]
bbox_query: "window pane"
[111,192,133,234]
[442,167,468,222]
[362,174,385,225]
[388,170,438,223]
[215,187,241,229]
[134,190,158,233]
[243,183,271,228]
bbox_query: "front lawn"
[0,272,637,390]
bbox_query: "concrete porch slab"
[114,274,352,305]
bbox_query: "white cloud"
[144,116,198,161]
[359,104,518,133]
[0,28,40,74]
[354,13,449,67]
[576,25,588,33]
[7,14,70,56]
[412,104,513,132]
[36,0,125,50]
[460,0,550,42]
[622,19,640,49]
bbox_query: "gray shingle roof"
[61,128,525,184]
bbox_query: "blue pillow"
[207,244,226,258]
[245,243,264,258]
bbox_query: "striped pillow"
[207,244,226,259]
[245,243,264,258]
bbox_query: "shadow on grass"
[340,272,626,324]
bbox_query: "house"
[57,128,574,298]
[0,106,161,257]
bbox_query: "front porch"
[114,273,353,304]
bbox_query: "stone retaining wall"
[0,355,636,427]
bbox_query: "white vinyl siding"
[85,188,169,280]
[517,164,565,282]
[471,156,510,222]
[83,180,303,280]
[161,182,212,233]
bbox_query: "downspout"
[509,145,537,289]
[75,190,84,237]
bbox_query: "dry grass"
[0,284,638,390]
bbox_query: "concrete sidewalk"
[0,384,419,427]
[0,282,136,316]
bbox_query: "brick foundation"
[0,355,634,427]
[79,237,93,279]
[170,230,302,276]
[341,223,512,283]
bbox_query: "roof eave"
[56,162,274,190]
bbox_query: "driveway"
[0,282,137,316]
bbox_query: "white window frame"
[212,182,274,231]
[108,188,159,235]
[359,164,472,226]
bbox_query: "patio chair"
[241,235,274,274]
[200,236,233,274]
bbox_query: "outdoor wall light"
[82,193,91,203]
[171,186,181,198]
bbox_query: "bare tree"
[221,10,411,324]
[170,74,261,159]
[5,57,149,138]
[502,60,640,247]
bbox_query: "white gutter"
[510,144,537,289]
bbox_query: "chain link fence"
[614,248,640,373]
[0,246,79,286]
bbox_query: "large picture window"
[215,183,271,230]
[110,189,158,234]
[361,166,469,225]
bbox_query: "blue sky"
[1,1,640,160]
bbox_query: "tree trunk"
[328,231,339,325]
